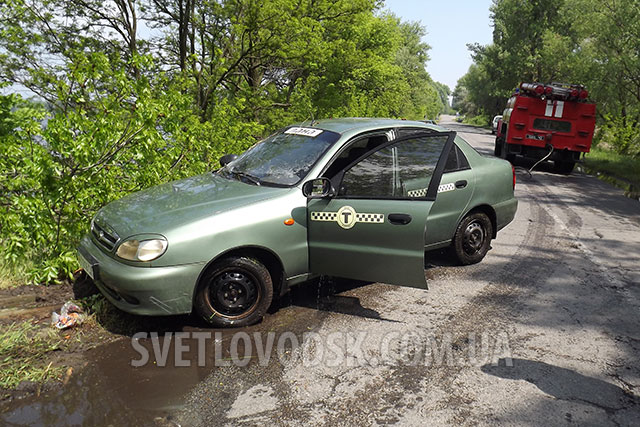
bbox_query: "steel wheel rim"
[463,221,485,255]
[208,269,260,318]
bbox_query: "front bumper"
[78,235,206,316]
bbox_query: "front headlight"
[116,238,168,262]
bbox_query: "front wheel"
[452,212,493,265]
[195,256,273,327]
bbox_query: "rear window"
[533,118,571,133]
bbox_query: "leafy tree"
[457,0,640,149]
[0,0,449,283]
[457,0,574,119]
[0,53,259,283]
[432,81,452,115]
[568,0,640,155]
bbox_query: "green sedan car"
[77,118,517,327]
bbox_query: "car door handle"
[388,213,412,225]
[455,180,467,189]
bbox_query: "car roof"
[299,117,436,135]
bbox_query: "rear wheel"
[195,256,273,327]
[452,212,493,265]
[494,138,502,157]
[499,140,516,164]
[503,142,516,163]
[554,160,575,175]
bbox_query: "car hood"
[94,173,289,239]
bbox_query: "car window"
[444,144,470,173]
[338,134,448,199]
[443,146,459,172]
[220,127,340,186]
[323,133,389,178]
[396,127,435,139]
[457,145,470,169]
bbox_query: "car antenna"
[308,109,316,126]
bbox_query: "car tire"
[452,212,493,265]
[554,160,575,175]
[195,256,273,328]
[494,138,502,157]
[72,270,100,299]
[499,140,516,164]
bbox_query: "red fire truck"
[494,82,596,174]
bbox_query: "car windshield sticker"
[407,183,455,198]
[284,127,324,137]
[310,206,384,229]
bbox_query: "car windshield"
[219,127,340,186]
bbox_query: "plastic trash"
[51,301,86,329]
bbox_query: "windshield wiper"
[230,170,262,186]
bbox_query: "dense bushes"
[0,0,449,283]
[0,58,261,283]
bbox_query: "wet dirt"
[0,283,74,324]
[1,334,231,426]
[0,278,356,426]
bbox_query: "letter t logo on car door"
[337,206,357,229]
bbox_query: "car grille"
[91,220,119,251]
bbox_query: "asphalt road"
[166,116,640,426]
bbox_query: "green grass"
[0,321,65,389]
[584,147,640,188]
[462,114,490,127]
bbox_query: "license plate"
[77,251,95,280]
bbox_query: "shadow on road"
[277,277,400,323]
[518,166,640,224]
[91,273,404,338]
[425,247,460,268]
[482,358,635,411]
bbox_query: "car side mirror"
[219,154,238,167]
[302,178,336,199]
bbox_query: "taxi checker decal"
[407,183,456,198]
[310,206,384,229]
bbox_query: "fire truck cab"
[495,82,596,174]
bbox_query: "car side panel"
[452,136,517,233]
[466,161,517,230]
[163,190,310,281]
[424,168,475,249]
[80,189,311,315]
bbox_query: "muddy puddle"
[0,292,66,323]
[0,279,368,426]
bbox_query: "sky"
[384,0,494,91]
